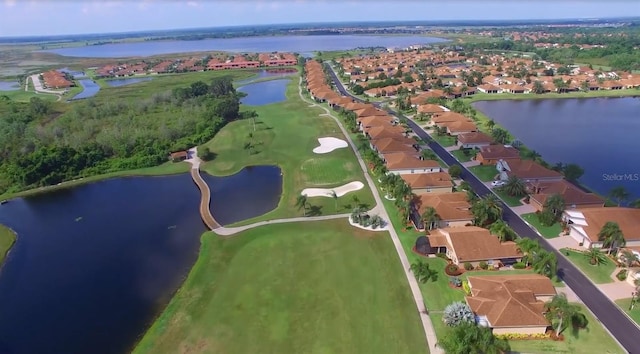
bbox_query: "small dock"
[190,168,219,230]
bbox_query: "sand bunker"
[312,137,348,154]
[301,181,364,198]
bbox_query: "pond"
[205,165,283,225]
[105,77,153,87]
[70,79,101,100]
[238,79,289,106]
[58,67,88,79]
[235,68,297,86]
[41,35,447,58]
[0,166,283,353]
[0,81,19,91]
[472,97,640,201]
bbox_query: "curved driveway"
[325,63,637,354]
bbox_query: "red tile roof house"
[475,145,521,165]
[496,158,563,182]
[457,131,494,149]
[370,137,418,155]
[528,180,605,212]
[440,120,478,136]
[466,275,556,335]
[383,152,441,175]
[357,115,398,131]
[169,151,188,162]
[401,172,453,194]
[563,207,640,248]
[411,192,473,230]
[365,125,409,140]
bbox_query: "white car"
[491,180,506,187]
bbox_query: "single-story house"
[457,131,494,149]
[370,137,418,155]
[169,151,188,162]
[365,125,408,140]
[383,152,441,175]
[411,192,473,230]
[477,84,500,94]
[496,159,563,182]
[417,104,447,114]
[466,275,556,335]
[441,120,478,136]
[357,115,397,130]
[563,207,640,248]
[401,172,453,194]
[431,112,470,125]
[476,145,520,165]
[353,105,389,118]
[528,180,605,212]
[426,226,522,266]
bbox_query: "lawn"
[521,213,562,239]
[561,248,617,284]
[468,164,498,182]
[450,149,473,162]
[134,219,428,354]
[201,78,375,225]
[0,224,16,265]
[614,299,640,327]
[432,134,456,147]
[494,188,523,207]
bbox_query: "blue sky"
[1,0,639,37]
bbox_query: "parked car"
[491,180,506,187]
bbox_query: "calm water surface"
[105,77,153,87]
[473,97,640,200]
[0,81,19,91]
[238,79,289,106]
[43,35,446,58]
[70,79,101,100]
[0,166,282,353]
[235,69,296,86]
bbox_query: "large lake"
[0,167,282,353]
[42,35,447,58]
[473,97,640,201]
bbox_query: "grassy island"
[0,224,16,265]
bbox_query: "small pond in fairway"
[0,166,283,353]
[70,79,101,100]
[205,165,283,225]
[0,81,19,91]
[106,77,153,87]
[238,79,289,106]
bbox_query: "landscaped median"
[521,212,562,239]
[133,220,428,354]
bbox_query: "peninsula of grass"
[468,164,498,182]
[521,213,562,239]
[133,219,428,354]
[0,224,17,265]
[560,248,617,284]
[201,78,375,226]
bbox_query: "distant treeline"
[0,77,241,195]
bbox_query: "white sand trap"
[312,137,348,154]
[301,181,364,198]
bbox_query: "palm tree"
[609,186,630,206]
[490,220,517,242]
[296,194,308,216]
[329,190,338,212]
[410,260,438,283]
[620,249,638,269]
[532,80,545,94]
[516,238,540,267]
[421,207,440,231]
[532,250,558,279]
[598,221,625,255]
[583,247,608,266]
[471,195,502,227]
[466,189,478,203]
[352,194,361,209]
[485,119,495,131]
[545,293,583,336]
[458,181,471,192]
[503,175,527,197]
[437,323,510,354]
[420,149,437,161]
[543,193,565,220]
[631,199,640,209]
[443,86,453,96]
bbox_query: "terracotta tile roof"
[417,104,447,114]
[401,172,453,188]
[354,106,389,117]
[366,126,407,140]
[478,145,520,160]
[431,112,469,124]
[371,137,416,154]
[441,120,478,133]
[431,227,521,262]
[567,207,640,242]
[458,131,494,144]
[501,159,563,180]
[529,180,604,208]
[466,275,555,328]
[413,192,472,221]
[383,152,440,170]
[357,115,396,128]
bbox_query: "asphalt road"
[324,63,639,353]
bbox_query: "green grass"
[468,165,498,182]
[615,298,640,327]
[494,188,523,207]
[201,78,375,225]
[509,304,624,354]
[134,219,428,354]
[0,224,17,265]
[561,248,617,284]
[450,149,473,162]
[521,213,563,239]
[432,134,456,147]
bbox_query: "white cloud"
[186,1,198,7]
[4,0,16,7]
